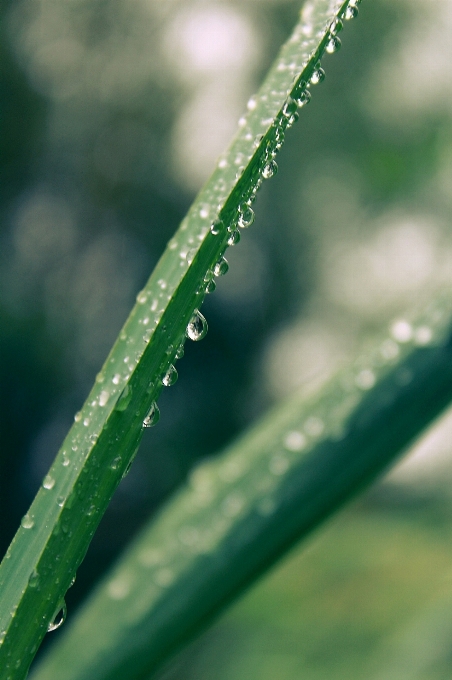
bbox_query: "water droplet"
[345,4,358,19]
[62,452,70,467]
[227,229,241,246]
[186,248,197,264]
[158,279,167,290]
[143,401,160,427]
[48,600,67,632]
[99,390,109,407]
[284,430,307,451]
[115,384,132,412]
[175,342,185,359]
[326,36,341,53]
[310,68,325,85]
[28,570,40,588]
[74,411,82,423]
[186,310,208,342]
[238,206,255,229]
[295,89,311,107]
[214,256,229,277]
[205,279,216,293]
[42,475,55,490]
[262,160,278,179]
[282,98,297,118]
[247,97,257,110]
[391,320,413,343]
[112,374,121,385]
[83,418,90,427]
[21,514,34,530]
[330,18,343,34]
[136,291,147,304]
[162,365,178,387]
[210,219,224,235]
[110,456,122,471]
[69,575,76,588]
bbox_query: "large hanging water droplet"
[48,600,67,632]
[115,384,132,412]
[214,256,229,277]
[345,4,358,19]
[238,206,254,229]
[295,89,311,108]
[282,98,297,118]
[210,219,224,235]
[162,364,178,387]
[326,35,341,53]
[143,402,160,427]
[186,310,208,342]
[330,18,343,34]
[227,229,241,246]
[262,160,278,179]
[205,279,216,293]
[310,68,325,85]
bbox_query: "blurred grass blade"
[0,0,355,676]
[31,295,452,680]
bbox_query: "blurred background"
[2,0,452,677]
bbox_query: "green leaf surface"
[0,0,353,677]
[30,294,452,680]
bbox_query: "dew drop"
[210,219,224,235]
[186,310,208,342]
[48,600,66,632]
[162,364,178,387]
[21,514,34,530]
[205,279,216,293]
[175,342,185,359]
[136,291,147,304]
[143,402,160,428]
[282,98,297,118]
[42,475,55,490]
[227,229,241,246]
[310,68,325,85]
[262,160,278,179]
[83,418,90,427]
[99,390,109,407]
[28,570,40,588]
[62,452,70,467]
[238,206,255,229]
[295,89,311,107]
[158,279,167,290]
[345,4,358,19]
[330,18,343,34]
[247,97,257,110]
[214,256,229,277]
[112,374,121,385]
[326,35,341,53]
[115,384,132,412]
[74,411,82,423]
[110,456,121,471]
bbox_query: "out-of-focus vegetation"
[2,0,452,677]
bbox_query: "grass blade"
[29,295,452,680]
[0,0,356,676]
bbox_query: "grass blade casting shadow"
[31,296,452,680]
[0,0,357,676]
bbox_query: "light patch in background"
[163,5,259,80]
[387,405,452,487]
[263,318,352,401]
[171,81,246,190]
[322,215,445,318]
[214,236,267,307]
[166,4,261,190]
[364,0,452,123]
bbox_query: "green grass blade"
[0,0,355,676]
[30,295,452,680]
